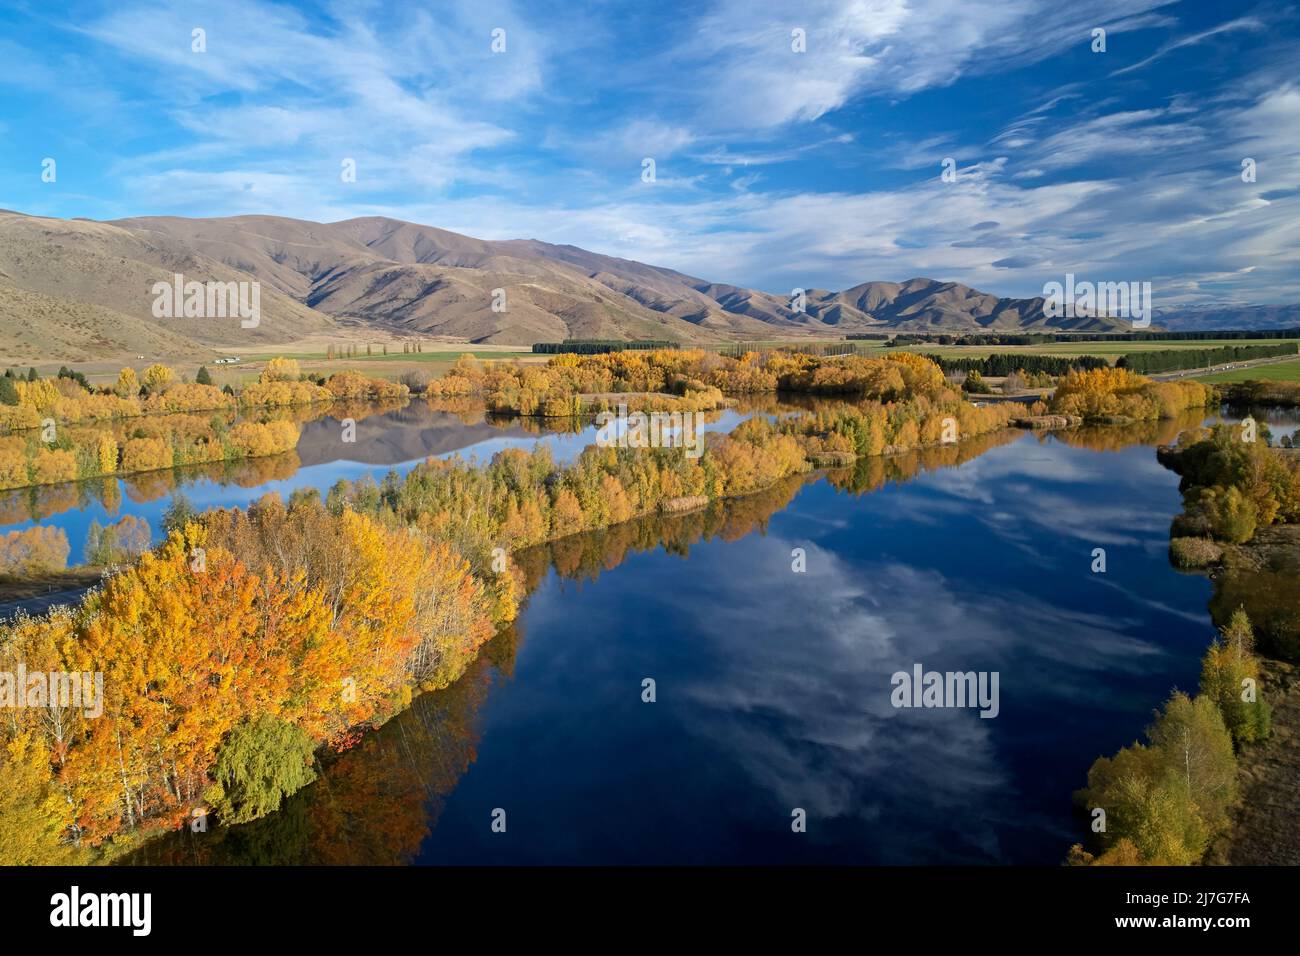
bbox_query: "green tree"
[1207,485,1257,543]
[209,716,318,825]
[195,365,213,386]
[1078,691,1236,865]
[0,376,19,406]
[1145,692,1237,835]
[83,520,111,566]
[162,492,199,535]
[1201,608,1271,747]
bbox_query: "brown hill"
[0,210,1134,362]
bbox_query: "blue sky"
[1,0,1298,305]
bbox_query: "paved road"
[1151,352,1300,381]
[0,586,93,623]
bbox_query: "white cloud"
[664,0,1178,130]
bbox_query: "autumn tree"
[141,363,175,395]
[260,357,301,383]
[113,367,140,399]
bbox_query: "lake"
[120,402,1290,865]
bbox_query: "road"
[0,586,94,623]
[1150,352,1300,381]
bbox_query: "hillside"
[1,209,1137,362]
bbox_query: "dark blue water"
[398,431,1214,865]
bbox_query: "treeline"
[0,414,300,492]
[1,358,405,433]
[429,349,971,416]
[0,447,305,530]
[531,340,681,354]
[718,342,860,358]
[1218,380,1300,408]
[924,352,1108,377]
[1070,422,1300,865]
[1118,343,1296,374]
[1068,608,1267,865]
[0,359,407,491]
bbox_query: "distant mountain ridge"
[0,209,1190,363]
[1153,304,1300,333]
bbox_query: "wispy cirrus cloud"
[1,0,1297,306]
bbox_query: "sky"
[1,0,1298,305]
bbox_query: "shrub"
[1169,536,1223,569]
[399,369,430,394]
[1203,485,1258,543]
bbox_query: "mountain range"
[0,209,1290,363]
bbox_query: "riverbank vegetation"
[426,348,982,417]
[1216,377,1300,403]
[1162,423,1300,548]
[1068,609,1268,866]
[1,359,406,433]
[0,361,408,492]
[1070,420,1300,866]
[1050,367,1215,423]
[0,497,502,862]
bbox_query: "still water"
[119,404,1290,866]
[0,400,755,564]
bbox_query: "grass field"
[1193,359,1300,384]
[883,338,1297,361]
[240,348,529,363]
[205,345,541,387]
